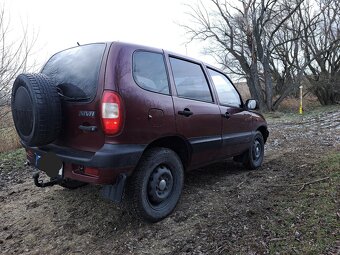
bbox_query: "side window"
[169,57,213,102]
[133,51,169,94]
[208,69,241,107]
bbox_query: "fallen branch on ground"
[269,237,288,242]
[237,180,245,188]
[298,177,330,192]
[266,177,330,192]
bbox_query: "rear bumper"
[23,143,146,168]
[23,142,146,184]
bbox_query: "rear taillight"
[101,90,123,135]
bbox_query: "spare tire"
[11,73,61,146]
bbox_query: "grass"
[0,148,26,170]
[266,152,340,254]
[265,104,340,123]
[319,152,340,172]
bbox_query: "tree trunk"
[263,55,273,111]
[248,63,268,111]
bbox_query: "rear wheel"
[243,131,264,170]
[126,147,184,222]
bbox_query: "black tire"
[125,147,184,222]
[11,73,61,146]
[58,179,88,190]
[243,131,265,170]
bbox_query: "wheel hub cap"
[148,165,173,204]
[159,179,167,191]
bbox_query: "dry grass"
[277,95,321,112]
[0,127,20,153]
[235,82,251,99]
[234,83,320,113]
[0,106,21,153]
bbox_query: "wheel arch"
[142,136,191,169]
[257,125,269,143]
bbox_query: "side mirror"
[245,99,259,110]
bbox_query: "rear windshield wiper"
[58,92,90,102]
[56,84,90,102]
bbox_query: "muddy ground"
[0,108,339,255]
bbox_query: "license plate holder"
[35,152,63,178]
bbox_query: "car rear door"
[207,68,253,157]
[167,56,222,168]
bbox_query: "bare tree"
[268,1,320,109]
[183,0,305,111]
[301,0,340,105]
[0,4,37,121]
[182,0,338,111]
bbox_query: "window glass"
[42,43,105,99]
[208,69,241,107]
[169,57,213,102]
[133,51,169,94]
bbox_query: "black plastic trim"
[22,142,146,169]
[189,132,253,153]
[222,132,253,145]
[189,135,222,153]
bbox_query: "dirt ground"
[0,107,339,255]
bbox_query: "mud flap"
[101,174,127,203]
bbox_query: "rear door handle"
[222,112,230,119]
[178,108,193,117]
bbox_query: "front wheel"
[243,131,264,170]
[125,147,184,222]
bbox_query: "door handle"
[178,108,193,117]
[222,112,230,119]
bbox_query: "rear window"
[41,43,106,99]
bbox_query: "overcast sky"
[5,0,216,68]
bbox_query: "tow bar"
[32,172,62,188]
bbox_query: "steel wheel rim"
[252,139,262,161]
[147,165,174,207]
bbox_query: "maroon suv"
[11,42,268,222]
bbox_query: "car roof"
[111,41,222,71]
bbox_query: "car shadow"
[49,159,250,221]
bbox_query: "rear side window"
[133,51,170,95]
[42,43,106,99]
[169,57,213,102]
[208,69,241,107]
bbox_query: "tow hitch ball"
[32,172,61,188]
